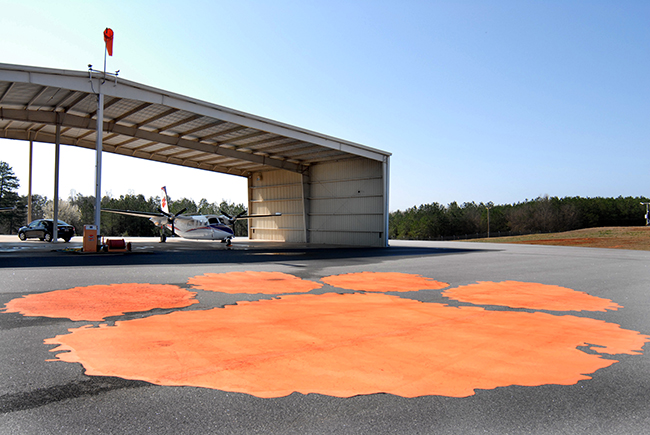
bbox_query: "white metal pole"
[94,88,103,232]
[28,139,33,223]
[383,156,390,247]
[247,176,253,240]
[53,122,61,243]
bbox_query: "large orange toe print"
[2,284,198,321]
[443,281,622,312]
[44,292,648,398]
[321,272,448,292]
[187,271,322,294]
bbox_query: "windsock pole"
[94,28,113,231]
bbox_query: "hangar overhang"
[0,63,388,176]
[0,63,391,247]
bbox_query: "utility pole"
[486,202,494,238]
[641,202,650,226]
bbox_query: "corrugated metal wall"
[248,157,388,247]
[248,170,304,242]
[308,158,386,247]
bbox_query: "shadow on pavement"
[0,244,490,269]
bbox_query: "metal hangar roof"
[0,63,390,178]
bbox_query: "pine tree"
[0,161,25,233]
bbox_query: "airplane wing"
[237,213,282,219]
[101,208,166,219]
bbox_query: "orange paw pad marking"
[2,284,198,321]
[443,281,622,312]
[187,271,322,294]
[44,292,648,398]
[321,272,449,292]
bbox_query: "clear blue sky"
[1,0,648,211]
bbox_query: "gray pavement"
[1,236,649,434]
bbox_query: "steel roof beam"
[108,102,153,125]
[52,90,78,111]
[226,130,269,144]
[0,82,14,103]
[26,86,48,108]
[251,139,305,153]
[113,136,141,148]
[0,108,308,172]
[155,113,202,133]
[61,92,91,113]
[199,125,247,141]
[0,127,250,178]
[135,107,179,128]
[73,130,95,145]
[178,119,227,137]
[125,141,157,152]
[243,137,301,149]
[86,97,120,119]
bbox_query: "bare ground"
[469,227,650,251]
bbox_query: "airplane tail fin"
[160,186,170,214]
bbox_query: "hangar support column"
[247,176,253,240]
[383,156,390,247]
[52,119,61,242]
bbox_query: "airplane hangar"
[0,63,391,247]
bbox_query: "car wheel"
[44,233,52,242]
[19,232,26,241]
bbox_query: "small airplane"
[102,186,281,245]
[0,206,16,212]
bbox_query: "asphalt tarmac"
[1,236,649,434]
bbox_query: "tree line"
[0,161,248,237]
[3,161,649,241]
[390,195,650,240]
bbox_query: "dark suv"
[18,219,75,242]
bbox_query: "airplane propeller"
[221,209,247,226]
[158,207,187,237]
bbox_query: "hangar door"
[250,157,389,247]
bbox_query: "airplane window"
[208,217,219,225]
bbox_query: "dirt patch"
[472,227,650,251]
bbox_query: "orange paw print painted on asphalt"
[187,271,323,294]
[321,271,448,292]
[2,283,198,321]
[442,280,623,312]
[4,272,649,398]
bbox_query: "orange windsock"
[103,28,114,56]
